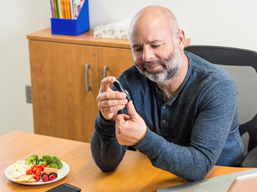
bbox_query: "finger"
[115,114,125,124]
[99,76,116,93]
[115,115,125,137]
[100,103,126,120]
[126,100,138,119]
[101,104,126,114]
[97,91,127,104]
[115,114,130,122]
[98,98,127,108]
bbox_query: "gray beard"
[135,48,183,83]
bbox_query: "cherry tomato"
[32,166,38,174]
[26,169,33,175]
[39,164,47,171]
[31,164,38,170]
[35,169,42,176]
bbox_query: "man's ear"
[177,29,186,50]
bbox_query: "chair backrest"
[184,45,257,153]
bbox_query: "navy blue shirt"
[91,51,244,181]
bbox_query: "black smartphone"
[45,183,81,192]
[113,80,131,101]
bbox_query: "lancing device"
[113,80,131,102]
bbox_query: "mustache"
[142,52,175,69]
[142,60,166,68]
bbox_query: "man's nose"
[143,48,154,61]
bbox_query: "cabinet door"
[29,40,98,142]
[98,47,134,84]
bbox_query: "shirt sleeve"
[133,80,239,181]
[91,112,127,172]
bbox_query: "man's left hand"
[115,101,147,146]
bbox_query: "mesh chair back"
[184,45,257,152]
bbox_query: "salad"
[10,154,63,183]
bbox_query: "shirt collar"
[153,51,193,106]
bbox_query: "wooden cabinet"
[27,28,134,142]
[28,41,99,142]
[27,28,190,143]
[99,47,134,79]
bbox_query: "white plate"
[5,160,70,185]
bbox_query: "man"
[91,5,244,181]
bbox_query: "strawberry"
[34,175,40,182]
[41,174,49,182]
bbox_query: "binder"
[51,0,90,36]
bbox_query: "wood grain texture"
[99,46,134,83]
[27,28,191,49]
[0,131,251,192]
[29,41,99,142]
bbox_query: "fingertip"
[109,76,116,83]
[100,76,117,92]
[127,100,135,112]
[128,100,133,107]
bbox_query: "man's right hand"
[96,76,128,120]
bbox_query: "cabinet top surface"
[27,28,190,49]
[27,28,131,48]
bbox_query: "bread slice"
[16,175,36,183]
[43,167,58,175]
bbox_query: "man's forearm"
[134,129,212,181]
[91,114,126,172]
[91,130,126,172]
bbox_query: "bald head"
[129,5,179,39]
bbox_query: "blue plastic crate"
[51,0,90,36]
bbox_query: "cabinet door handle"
[103,66,108,78]
[85,64,90,92]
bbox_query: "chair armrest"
[241,147,257,167]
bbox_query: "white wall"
[89,0,257,51]
[0,0,50,136]
[0,0,256,137]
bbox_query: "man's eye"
[151,44,161,48]
[134,48,143,52]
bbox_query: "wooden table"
[0,131,249,192]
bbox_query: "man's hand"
[115,101,147,146]
[96,76,128,120]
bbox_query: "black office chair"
[184,45,257,167]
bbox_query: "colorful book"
[73,0,80,18]
[57,0,62,18]
[70,0,75,19]
[53,0,59,18]
[67,0,71,19]
[50,0,56,18]
[50,0,85,19]
[60,0,65,19]
[64,0,69,19]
